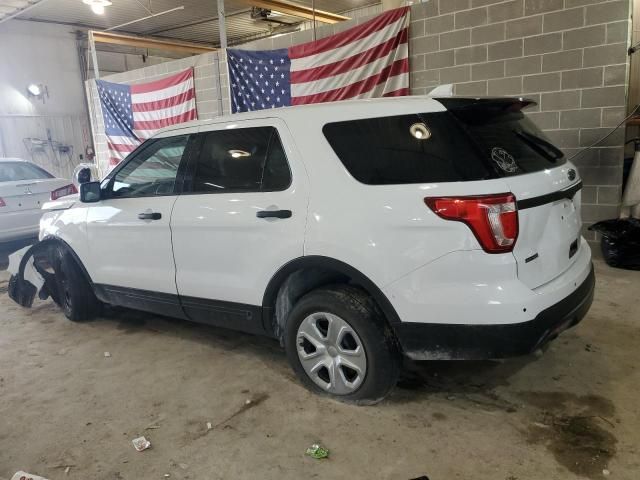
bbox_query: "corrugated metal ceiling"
[0,0,47,22]
[8,0,379,46]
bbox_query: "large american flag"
[228,6,409,113]
[96,69,197,167]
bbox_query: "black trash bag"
[589,218,640,270]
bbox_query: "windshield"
[0,161,54,182]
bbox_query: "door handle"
[138,212,162,220]
[256,209,292,219]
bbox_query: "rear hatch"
[442,98,582,289]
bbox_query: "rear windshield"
[0,162,53,182]
[322,102,566,185]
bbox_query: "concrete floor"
[0,257,638,480]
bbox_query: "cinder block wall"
[408,0,632,240]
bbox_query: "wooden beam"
[244,0,350,24]
[90,31,216,55]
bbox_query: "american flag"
[96,69,197,167]
[227,6,410,113]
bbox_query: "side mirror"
[80,182,102,203]
[77,167,92,184]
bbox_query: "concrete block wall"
[408,0,632,240]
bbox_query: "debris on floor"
[132,436,151,452]
[104,352,111,358]
[305,444,329,459]
[209,393,269,431]
[11,471,49,480]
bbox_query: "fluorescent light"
[83,0,112,15]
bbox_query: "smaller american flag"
[96,69,197,167]
[228,7,409,113]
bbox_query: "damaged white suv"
[9,97,594,403]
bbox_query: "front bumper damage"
[7,242,60,308]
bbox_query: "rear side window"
[323,113,492,185]
[323,103,566,185]
[191,127,291,193]
[0,162,53,182]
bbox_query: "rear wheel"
[284,285,400,404]
[52,247,100,322]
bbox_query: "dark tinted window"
[323,103,566,185]
[110,135,189,198]
[447,99,566,176]
[0,162,53,182]
[323,113,493,185]
[192,127,291,193]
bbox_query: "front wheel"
[52,247,100,322]
[284,285,400,404]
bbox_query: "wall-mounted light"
[26,83,49,103]
[27,84,41,96]
[82,0,112,15]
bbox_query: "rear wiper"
[515,130,564,162]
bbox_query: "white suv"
[11,97,594,403]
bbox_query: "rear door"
[444,98,582,289]
[170,119,308,334]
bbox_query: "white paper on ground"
[11,471,49,480]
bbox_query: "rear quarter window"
[322,102,566,186]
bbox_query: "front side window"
[191,127,291,193]
[109,135,189,198]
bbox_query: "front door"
[85,133,192,317]
[170,119,308,333]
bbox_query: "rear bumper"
[395,264,595,360]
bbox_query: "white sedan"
[0,158,76,242]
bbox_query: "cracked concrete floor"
[0,260,638,480]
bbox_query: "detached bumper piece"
[7,243,58,308]
[395,264,595,360]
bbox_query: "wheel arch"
[261,256,401,340]
[39,235,95,287]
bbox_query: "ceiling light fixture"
[229,149,251,158]
[410,122,431,140]
[83,0,112,15]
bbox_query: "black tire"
[52,247,100,322]
[284,285,400,405]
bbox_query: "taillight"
[425,193,518,253]
[0,197,5,207]
[50,184,78,201]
